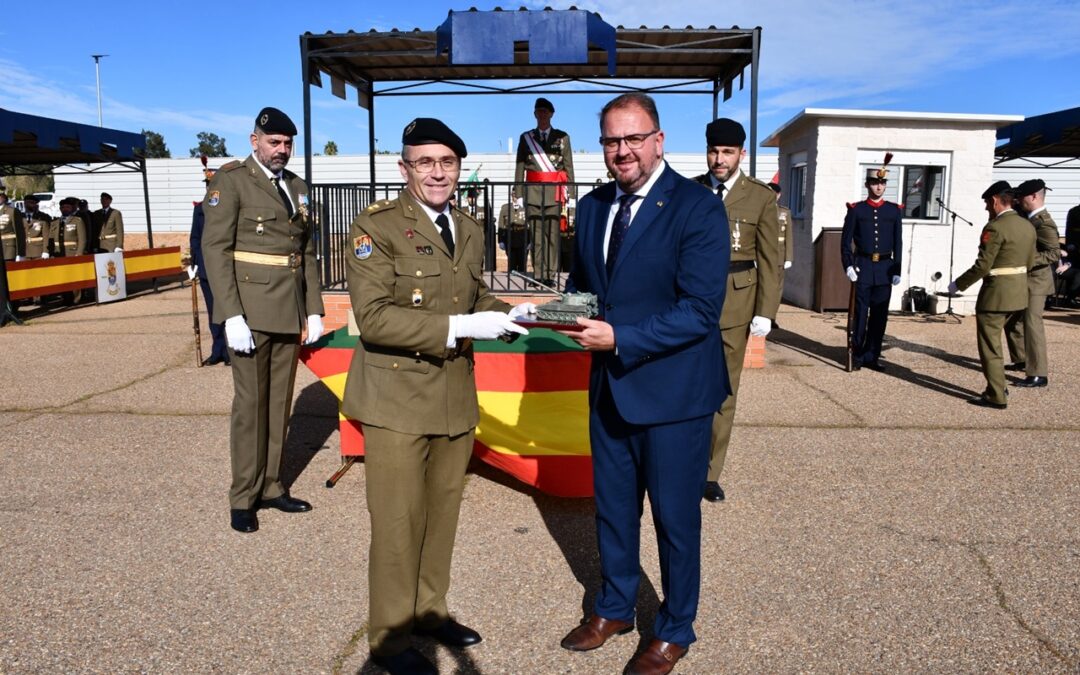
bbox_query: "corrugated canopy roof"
[0,108,146,170]
[995,106,1080,164]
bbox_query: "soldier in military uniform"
[949,181,1035,409]
[343,118,532,675]
[0,191,26,262]
[769,181,795,304]
[693,118,781,503]
[515,97,574,286]
[201,107,324,534]
[94,192,125,252]
[21,195,51,260]
[841,161,903,371]
[49,198,88,304]
[497,190,528,273]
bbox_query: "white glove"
[508,302,537,320]
[225,315,256,353]
[15,255,24,262]
[783,260,792,269]
[947,281,958,295]
[186,264,198,281]
[846,266,858,282]
[114,248,123,253]
[499,242,506,251]
[454,311,529,340]
[303,315,324,345]
[891,275,901,286]
[749,315,772,337]
[41,252,50,259]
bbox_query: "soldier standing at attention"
[841,159,903,372]
[0,191,26,262]
[1003,179,1059,388]
[201,107,324,534]
[694,118,781,503]
[497,190,528,274]
[515,97,574,286]
[21,195,51,260]
[769,181,794,307]
[949,181,1035,409]
[343,118,532,675]
[95,192,125,252]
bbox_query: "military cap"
[62,197,78,206]
[534,97,555,112]
[865,168,888,184]
[101,192,112,200]
[255,106,297,136]
[1014,178,1051,197]
[23,194,39,203]
[981,180,1013,200]
[706,118,746,147]
[767,181,781,194]
[401,117,468,158]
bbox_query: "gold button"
[392,362,399,369]
[452,297,459,303]
[244,274,249,281]
[257,216,263,221]
[452,266,458,272]
[415,270,422,277]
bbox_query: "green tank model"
[535,292,600,324]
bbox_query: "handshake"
[453,304,536,340]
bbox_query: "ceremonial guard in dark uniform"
[94,192,125,252]
[0,191,26,262]
[515,97,574,285]
[950,181,1035,409]
[21,195,51,260]
[693,118,781,503]
[343,118,531,675]
[190,165,229,366]
[1004,179,1059,387]
[497,192,528,273]
[201,107,324,533]
[841,159,903,371]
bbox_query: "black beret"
[767,182,781,194]
[100,192,112,200]
[401,118,468,158]
[981,180,1013,200]
[255,106,297,136]
[1014,178,1051,197]
[534,97,554,112]
[705,118,746,147]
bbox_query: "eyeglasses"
[403,157,460,173]
[599,129,659,151]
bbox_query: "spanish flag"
[300,330,594,497]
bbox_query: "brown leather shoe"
[625,639,688,675]
[560,615,634,651]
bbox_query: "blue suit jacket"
[567,164,731,425]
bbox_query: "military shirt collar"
[709,169,742,195]
[1027,206,1046,219]
[413,198,454,238]
[249,154,284,181]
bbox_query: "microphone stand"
[932,197,975,323]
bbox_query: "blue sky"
[3,1,1079,160]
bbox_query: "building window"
[789,164,807,217]
[859,162,946,221]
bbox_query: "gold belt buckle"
[871,253,881,262]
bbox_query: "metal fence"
[312,180,604,293]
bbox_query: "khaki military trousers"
[363,424,475,657]
[527,203,561,282]
[1004,292,1049,377]
[228,330,299,509]
[708,321,750,481]
[976,310,1021,406]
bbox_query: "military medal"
[412,288,423,307]
[732,219,741,252]
[298,193,309,218]
[255,223,265,235]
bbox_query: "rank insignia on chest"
[416,245,434,255]
[208,191,220,207]
[354,234,373,260]
[412,288,423,307]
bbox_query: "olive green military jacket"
[96,208,124,250]
[778,205,794,264]
[694,172,782,328]
[956,210,1036,313]
[1027,210,1060,296]
[22,212,49,258]
[200,155,323,334]
[342,190,509,437]
[514,128,575,208]
[1,205,26,260]
[50,216,87,256]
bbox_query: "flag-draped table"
[299,329,594,497]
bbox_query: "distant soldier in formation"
[94,192,125,252]
[769,180,794,306]
[51,198,87,304]
[841,158,903,372]
[0,191,26,262]
[515,97,574,286]
[77,199,96,252]
[21,195,51,260]
[497,190,528,273]
[190,166,229,366]
[694,117,781,503]
[949,181,1035,409]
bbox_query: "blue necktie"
[606,194,638,277]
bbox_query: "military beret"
[981,180,1013,200]
[534,97,555,112]
[705,118,746,147]
[255,106,297,136]
[401,117,468,158]
[1014,178,1051,197]
[100,192,112,200]
[767,182,781,194]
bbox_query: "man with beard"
[201,107,324,533]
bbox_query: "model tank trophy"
[510,271,599,330]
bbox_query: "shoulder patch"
[981,228,993,245]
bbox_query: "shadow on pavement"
[280,380,340,490]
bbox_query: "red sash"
[525,170,569,204]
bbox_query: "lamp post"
[91,54,109,127]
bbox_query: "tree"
[140,129,171,158]
[2,168,53,197]
[323,140,339,156]
[189,132,228,158]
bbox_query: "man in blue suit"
[558,93,730,675]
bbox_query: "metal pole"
[749,28,760,177]
[367,81,377,193]
[91,54,108,127]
